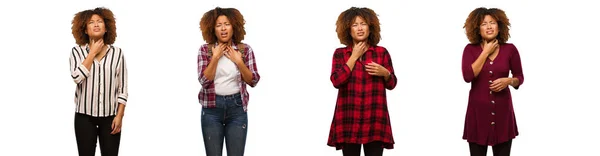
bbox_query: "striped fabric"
[69,44,128,117]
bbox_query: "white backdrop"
[1,0,598,155]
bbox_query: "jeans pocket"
[234,96,243,107]
[235,98,244,107]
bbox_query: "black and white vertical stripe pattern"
[69,45,128,117]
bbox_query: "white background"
[1,0,598,155]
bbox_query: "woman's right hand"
[89,39,104,56]
[351,41,368,59]
[212,43,227,58]
[482,39,498,55]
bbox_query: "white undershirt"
[214,55,240,95]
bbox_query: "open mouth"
[220,32,228,38]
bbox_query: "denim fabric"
[201,93,248,156]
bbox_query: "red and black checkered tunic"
[327,46,397,150]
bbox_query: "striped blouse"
[69,45,128,117]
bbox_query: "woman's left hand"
[224,46,244,65]
[365,62,390,77]
[111,115,123,135]
[490,77,511,92]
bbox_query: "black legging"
[469,140,512,156]
[342,141,384,156]
[74,113,121,156]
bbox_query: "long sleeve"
[462,45,476,83]
[197,45,214,88]
[116,49,128,105]
[70,47,90,84]
[330,48,352,88]
[382,48,397,90]
[509,44,524,89]
[243,45,260,87]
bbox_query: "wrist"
[349,56,359,62]
[88,51,98,57]
[213,54,222,60]
[511,78,517,85]
[235,60,245,67]
[482,50,491,55]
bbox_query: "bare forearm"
[509,77,520,87]
[345,56,359,71]
[203,56,220,80]
[82,53,96,70]
[383,71,391,81]
[116,103,125,118]
[471,52,488,77]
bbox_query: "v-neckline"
[481,44,501,62]
[88,45,111,63]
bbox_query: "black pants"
[469,140,512,156]
[74,113,121,156]
[342,141,384,156]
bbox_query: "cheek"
[350,28,357,35]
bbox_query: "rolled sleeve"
[198,45,214,88]
[117,50,128,105]
[244,45,260,87]
[330,49,353,88]
[70,47,90,84]
[462,45,476,83]
[509,44,524,89]
[382,48,397,90]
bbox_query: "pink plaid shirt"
[197,43,260,112]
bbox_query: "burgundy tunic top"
[328,46,397,150]
[461,43,524,146]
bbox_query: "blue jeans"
[201,93,248,156]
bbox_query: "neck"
[218,41,232,46]
[88,37,105,45]
[352,41,370,48]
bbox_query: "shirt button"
[489,80,493,84]
[491,122,495,125]
[490,62,494,65]
[492,112,495,115]
[491,100,495,104]
[489,71,493,74]
[490,91,493,94]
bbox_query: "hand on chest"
[350,51,384,77]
